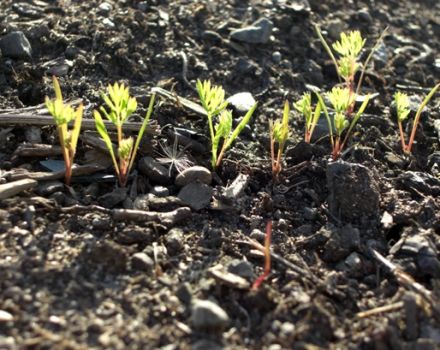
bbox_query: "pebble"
[134,193,183,211]
[98,2,113,14]
[36,181,64,196]
[0,310,13,322]
[357,8,372,23]
[178,182,212,210]
[165,228,184,255]
[227,92,256,113]
[227,260,255,280]
[115,228,151,244]
[327,19,346,40]
[320,224,361,263]
[0,31,32,59]
[151,186,169,197]
[175,166,212,187]
[397,171,440,196]
[230,18,274,44]
[11,3,42,18]
[344,252,363,272]
[24,126,42,143]
[139,156,172,185]
[272,51,282,64]
[98,187,127,208]
[131,252,154,273]
[102,18,115,29]
[191,299,229,331]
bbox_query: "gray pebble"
[131,252,154,273]
[178,182,212,210]
[98,2,113,14]
[230,18,274,44]
[175,166,212,187]
[36,181,64,196]
[191,299,229,331]
[227,92,256,113]
[0,31,32,59]
[165,228,184,255]
[151,186,169,197]
[98,187,127,208]
[272,51,282,64]
[227,260,255,281]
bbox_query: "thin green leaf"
[223,102,257,150]
[94,110,119,176]
[70,103,83,155]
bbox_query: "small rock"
[165,228,184,255]
[98,187,127,208]
[115,228,152,244]
[139,156,172,185]
[321,224,360,263]
[192,340,223,350]
[272,51,282,64]
[175,166,212,187]
[220,173,250,203]
[227,92,256,113]
[250,228,265,242]
[357,8,372,23]
[0,310,13,322]
[230,18,274,44]
[227,260,255,281]
[12,3,42,18]
[397,171,440,196]
[102,18,115,29]
[0,31,32,59]
[151,186,169,197]
[98,2,113,14]
[344,252,363,272]
[131,252,154,273]
[191,299,229,331]
[385,152,405,167]
[327,161,380,222]
[178,183,212,210]
[36,181,64,196]
[137,1,149,12]
[327,19,346,40]
[0,336,15,350]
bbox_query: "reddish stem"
[398,120,408,153]
[252,220,272,290]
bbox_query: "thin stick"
[252,220,272,290]
[356,301,404,318]
[355,27,389,96]
[314,24,341,83]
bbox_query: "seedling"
[196,79,257,169]
[45,76,83,186]
[93,83,155,187]
[394,83,440,154]
[318,86,370,160]
[270,101,290,179]
[252,220,272,290]
[294,92,322,143]
[315,26,387,100]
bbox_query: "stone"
[139,156,172,185]
[36,181,64,196]
[151,186,169,197]
[327,19,346,40]
[134,194,183,211]
[272,51,282,64]
[227,92,256,113]
[0,31,32,59]
[131,252,154,273]
[191,299,229,331]
[178,183,212,210]
[227,260,255,281]
[98,2,113,14]
[98,187,127,208]
[0,310,13,322]
[230,18,274,44]
[327,161,380,222]
[24,126,42,143]
[165,228,184,255]
[175,166,212,187]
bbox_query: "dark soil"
[1,0,440,349]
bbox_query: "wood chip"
[0,179,37,199]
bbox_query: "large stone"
[0,31,32,59]
[175,166,212,187]
[327,161,380,222]
[191,299,229,331]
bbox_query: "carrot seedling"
[394,83,440,154]
[93,83,156,187]
[294,92,322,143]
[45,76,83,186]
[196,79,257,169]
[252,220,272,290]
[317,87,370,160]
[270,101,290,179]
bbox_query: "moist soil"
[1,0,440,349]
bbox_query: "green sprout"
[318,86,370,160]
[315,26,387,98]
[93,82,156,187]
[394,83,440,154]
[270,101,290,179]
[294,92,322,143]
[196,79,257,169]
[45,76,83,186]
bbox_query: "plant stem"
[252,220,272,290]
[398,120,407,153]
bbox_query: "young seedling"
[93,82,156,187]
[394,83,440,154]
[270,101,290,179]
[252,220,272,290]
[294,92,322,143]
[317,86,370,160]
[196,79,258,169]
[45,76,83,186]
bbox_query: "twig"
[180,51,196,92]
[0,179,37,200]
[370,249,440,320]
[356,301,404,318]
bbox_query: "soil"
[1,0,440,349]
